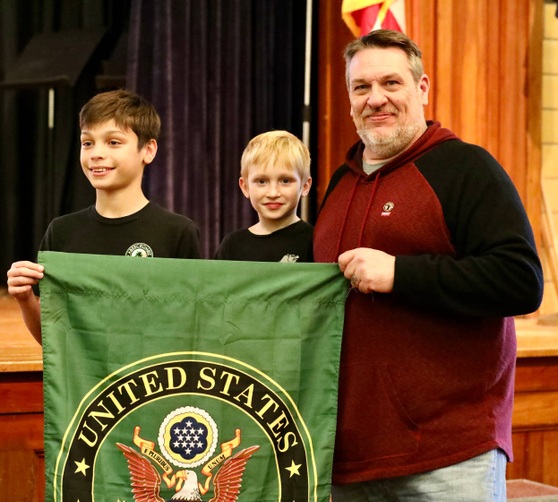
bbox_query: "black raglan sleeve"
[393,141,543,318]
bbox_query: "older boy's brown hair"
[79,89,161,149]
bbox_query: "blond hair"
[240,130,311,180]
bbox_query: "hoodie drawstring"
[334,175,360,258]
[334,172,381,258]
[357,172,381,247]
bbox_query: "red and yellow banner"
[342,0,406,37]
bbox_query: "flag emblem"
[117,412,260,501]
[158,407,219,468]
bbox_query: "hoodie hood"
[345,120,459,178]
[315,121,460,261]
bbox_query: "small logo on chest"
[381,202,395,216]
[126,243,154,257]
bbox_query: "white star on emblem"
[285,460,302,478]
[74,458,90,476]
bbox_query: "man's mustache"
[361,107,397,118]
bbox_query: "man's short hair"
[344,29,424,87]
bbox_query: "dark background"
[0,0,317,272]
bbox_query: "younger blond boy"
[215,130,313,262]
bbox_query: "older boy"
[215,130,313,262]
[7,89,201,344]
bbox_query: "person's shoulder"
[295,219,314,230]
[418,139,501,172]
[220,227,252,243]
[214,227,252,260]
[285,219,314,234]
[47,206,93,228]
[144,202,188,219]
[144,203,198,227]
[415,138,513,198]
[426,138,493,159]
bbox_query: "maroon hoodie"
[314,121,543,483]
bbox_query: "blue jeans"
[331,449,507,501]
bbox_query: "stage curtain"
[126,0,309,257]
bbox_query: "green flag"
[40,251,347,502]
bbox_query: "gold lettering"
[267,410,289,437]
[118,379,140,403]
[234,383,254,408]
[78,422,99,447]
[106,391,125,413]
[139,370,164,397]
[256,394,279,419]
[219,371,239,396]
[166,366,187,390]
[277,431,299,452]
[89,400,115,431]
[197,366,216,390]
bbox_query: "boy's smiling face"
[240,161,311,232]
[80,119,156,194]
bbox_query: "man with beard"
[314,30,543,501]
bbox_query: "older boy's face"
[239,162,311,229]
[80,119,156,194]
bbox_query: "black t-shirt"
[214,220,313,262]
[39,202,201,259]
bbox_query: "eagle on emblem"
[117,442,260,502]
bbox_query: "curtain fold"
[0,0,129,275]
[127,0,308,258]
[1,0,308,274]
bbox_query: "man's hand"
[338,248,395,294]
[7,261,44,300]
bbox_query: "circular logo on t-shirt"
[126,243,154,258]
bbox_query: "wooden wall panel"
[507,430,546,481]
[543,430,558,486]
[0,374,45,502]
[315,0,358,205]
[502,353,558,486]
[317,0,543,241]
